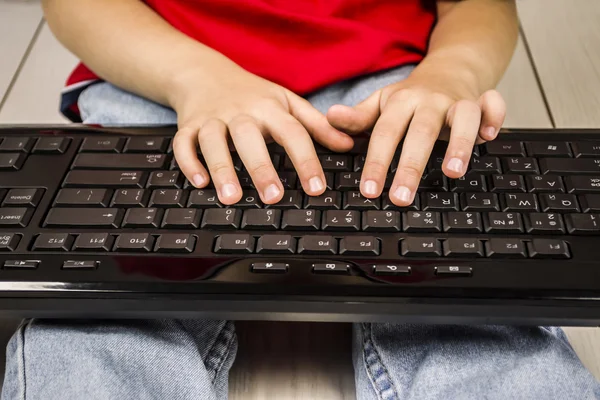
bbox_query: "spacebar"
[44,208,124,228]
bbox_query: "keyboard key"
[362,210,401,232]
[297,235,337,255]
[232,191,262,209]
[305,191,341,209]
[565,214,600,235]
[500,193,539,211]
[214,234,254,254]
[110,189,149,207]
[73,233,113,251]
[201,208,241,229]
[72,153,168,170]
[188,190,221,208]
[579,194,600,212]
[33,137,70,153]
[485,238,527,258]
[540,158,600,175]
[484,141,524,156]
[470,156,502,174]
[344,191,380,210]
[435,265,472,276]
[524,213,566,234]
[339,236,380,255]
[353,155,366,172]
[0,234,20,251]
[400,237,442,257]
[572,142,600,158]
[252,262,288,273]
[149,189,186,207]
[146,171,183,188]
[502,157,539,174]
[3,260,39,269]
[382,195,419,211]
[2,188,43,207]
[281,209,320,230]
[55,188,112,207]
[312,262,350,274]
[484,212,523,233]
[123,208,163,228]
[539,194,579,213]
[403,211,441,232]
[124,137,169,153]
[319,154,351,171]
[0,137,32,152]
[526,175,564,193]
[527,239,570,259]
[526,141,571,157]
[62,260,98,270]
[443,238,484,257]
[450,172,487,192]
[114,233,154,252]
[161,208,201,229]
[443,212,482,233]
[80,137,125,152]
[322,210,360,231]
[155,234,196,253]
[335,172,362,190]
[0,208,32,227]
[372,264,411,276]
[490,175,526,192]
[241,209,281,230]
[63,170,147,188]
[267,190,303,209]
[0,153,26,170]
[256,235,296,254]
[421,192,459,211]
[32,233,73,251]
[278,172,297,189]
[565,176,600,194]
[419,171,448,191]
[45,208,122,228]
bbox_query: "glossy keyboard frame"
[1,125,600,326]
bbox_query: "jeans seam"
[204,321,236,385]
[16,319,34,400]
[362,323,400,400]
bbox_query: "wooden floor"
[1,0,600,398]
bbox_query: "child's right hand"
[170,68,354,205]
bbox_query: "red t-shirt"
[61,0,436,121]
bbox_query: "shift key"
[72,153,168,169]
[63,170,146,188]
[44,208,124,228]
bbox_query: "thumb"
[326,90,381,135]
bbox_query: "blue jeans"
[4,65,599,399]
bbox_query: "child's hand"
[171,69,354,205]
[326,74,506,206]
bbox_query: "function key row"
[80,137,169,153]
[0,136,70,154]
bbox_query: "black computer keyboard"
[1,125,600,325]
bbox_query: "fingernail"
[393,186,412,203]
[309,176,325,193]
[363,179,378,196]
[483,126,496,139]
[264,184,281,202]
[193,174,206,187]
[220,183,238,199]
[447,158,464,174]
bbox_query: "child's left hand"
[326,73,506,207]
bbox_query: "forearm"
[42,0,243,108]
[411,0,518,98]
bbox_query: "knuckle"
[209,161,234,177]
[409,122,438,138]
[372,126,398,140]
[248,160,275,177]
[399,159,423,180]
[364,159,389,177]
[294,157,321,175]
[429,93,453,109]
[452,134,475,149]
[229,115,257,135]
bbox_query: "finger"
[265,112,327,196]
[477,90,506,141]
[197,119,242,205]
[326,90,381,134]
[287,95,354,152]
[391,106,446,206]
[172,126,210,189]
[359,99,417,198]
[442,100,482,179]
[228,115,284,204]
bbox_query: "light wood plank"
[0,2,43,108]
[496,35,553,128]
[0,22,78,124]
[518,0,600,127]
